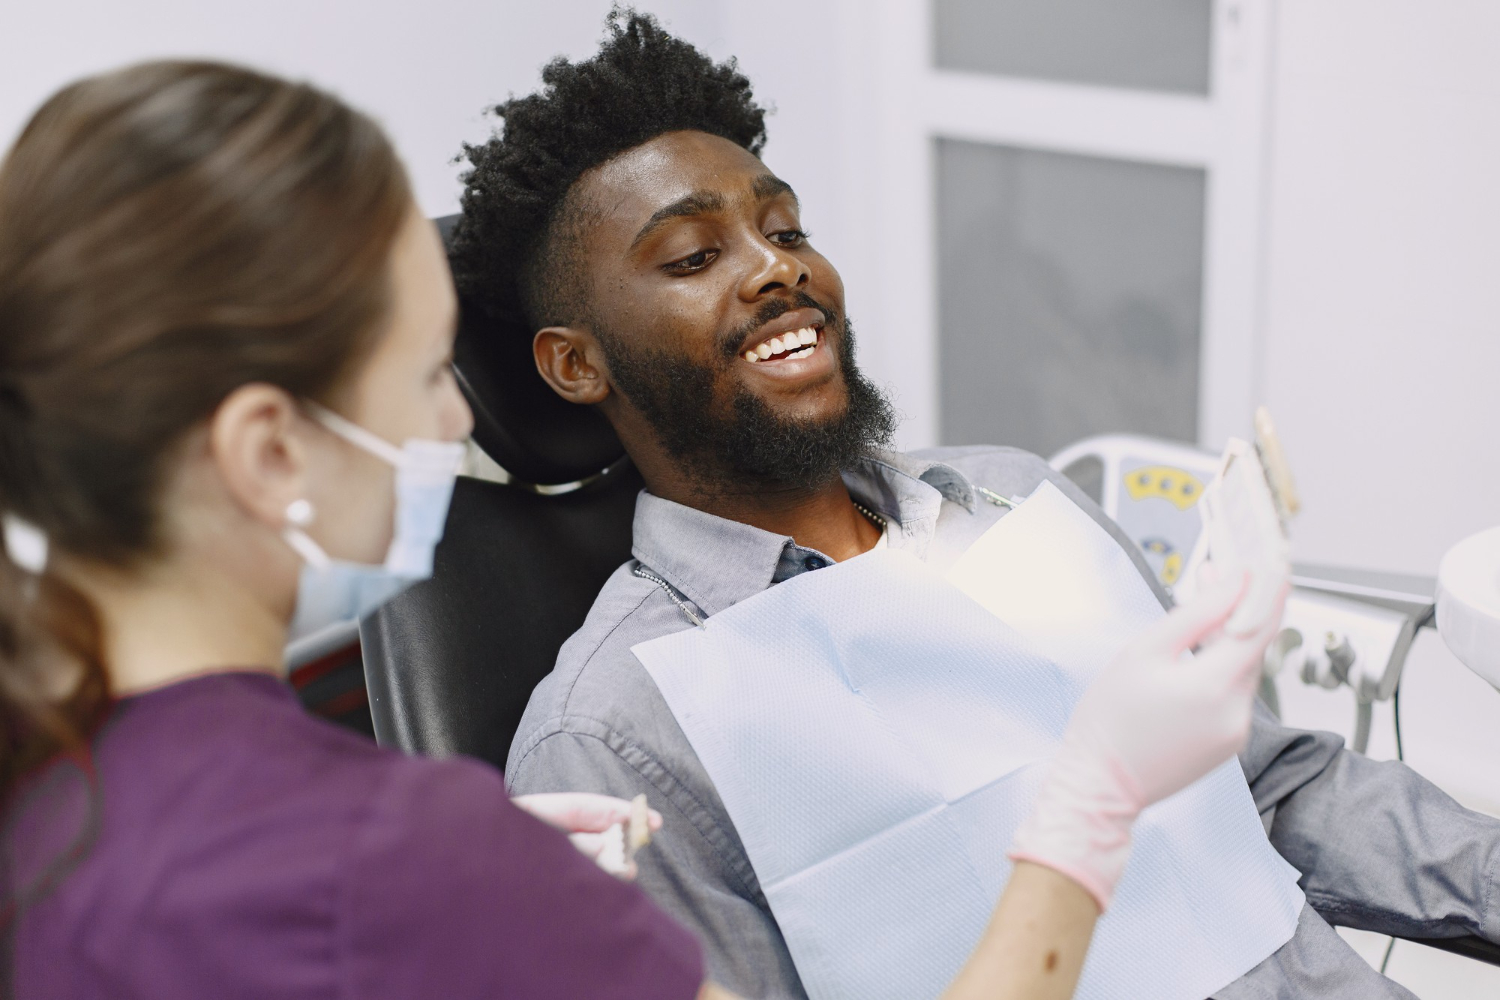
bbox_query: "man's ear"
[534,326,611,406]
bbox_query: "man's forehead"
[580,131,793,232]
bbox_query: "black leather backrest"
[357,216,640,768]
[360,462,644,770]
[436,214,625,486]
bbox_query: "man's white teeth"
[744,327,820,362]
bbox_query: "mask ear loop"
[280,499,330,569]
[283,403,400,570]
[303,401,406,468]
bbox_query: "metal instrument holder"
[1278,563,1437,753]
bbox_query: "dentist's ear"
[534,327,612,406]
[209,383,312,531]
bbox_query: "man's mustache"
[717,291,840,361]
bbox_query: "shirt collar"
[630,450,976,618]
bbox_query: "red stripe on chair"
[289,639,362,691]
[317,686,370,719]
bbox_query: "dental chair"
[356,215,635,768]
[359,216,1500,970]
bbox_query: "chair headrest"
[436,214,626,486]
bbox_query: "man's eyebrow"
[630,190,727,250]
[751,174,797,206]
[629,175,800,250]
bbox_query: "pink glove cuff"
[1007,743,1147,911]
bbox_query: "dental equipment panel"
[1052,425,1444,755]
[1050,435,1219,590]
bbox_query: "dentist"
[0,61,1280,1000]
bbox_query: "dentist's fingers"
[512,792,664,834]
[1191,583,1290,691]
[1137,572,1250,658]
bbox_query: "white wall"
[1260,0,1500,822]
[0,0,868,234]
[0,0,887,438]
[1264,0,1500,577]
[1244,7,1500,987]
[0,0,723,217]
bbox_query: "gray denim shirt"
[508,446,1500,999]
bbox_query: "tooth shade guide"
[627,793,652,857]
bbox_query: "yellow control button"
[1124,465,1205,511]
[1140,538,1185,586]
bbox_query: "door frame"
[843,0,1278,453]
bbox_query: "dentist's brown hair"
[0,61,410,814]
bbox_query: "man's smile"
[743,325,818,363]
[735,305,836,382]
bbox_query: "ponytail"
[0,538,109,798]
[0,524,108,997]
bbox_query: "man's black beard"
[598,299,897,497]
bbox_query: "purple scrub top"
[6,672,703,998]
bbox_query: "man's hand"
[511,792,664,880]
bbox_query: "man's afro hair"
[449,8,768,334]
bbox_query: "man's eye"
[771,229,809,247]
[665,249,717,273]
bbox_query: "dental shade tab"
[1179,408,1299,635]
[593,794,654,876]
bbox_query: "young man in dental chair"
[454,13,1500,999]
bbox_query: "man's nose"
[739,238,810,300]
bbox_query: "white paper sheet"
[634,482,1303,1000]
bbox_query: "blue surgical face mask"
[282,403,465,644]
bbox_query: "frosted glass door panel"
[936,139,1205,456]
[933,0,1212,95]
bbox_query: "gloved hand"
[1008,572,1287,911]
[511,792,664,880]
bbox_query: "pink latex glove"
[1008,573,1287,911]
[511,792,664,880]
